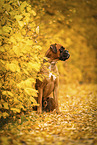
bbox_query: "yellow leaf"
[33,45,42,50]
[27,62,40,72]
[36,26,39,35]
[25,88,38,96]
[2,26,11,33]
[25,39,33,45]
[0,29,2,35]
[0,59,5,65]
[22,68,29,75]
[14,15,23,21]
[18,21,24,28]
[30,96,37,103]
[14,98,19,103]
[2,91,13,97]
[27,6,31,12]
[17,78,35,88]
[2,112,9,118]
[31,10,36,16]
[3,4,12,12]
[19,1,28,11]
[6,61,20,72]
[21,29,26,35]
[3,102,9,109]
[10,36,16,44]
[13,45,21,56]
[11,108,20,113]
[14,33,23,42]
[0,80,2,88]
[0,46,5,52]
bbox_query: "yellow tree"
[0,0,41,118]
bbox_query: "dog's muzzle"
[59,50,70,61]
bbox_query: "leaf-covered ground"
[0,84,97,145]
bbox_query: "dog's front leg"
[37,87,43,113]
[53,85,59,112]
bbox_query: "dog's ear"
[50,44,57,54]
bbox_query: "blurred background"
[32,0,97,84]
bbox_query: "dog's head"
[45,43,70,61]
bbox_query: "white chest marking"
[48,64,57,81]
[49,72,56,80]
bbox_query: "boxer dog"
[35,43,70,113]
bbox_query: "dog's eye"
[60,47,65,53]
[60,49,62,53]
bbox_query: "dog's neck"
[43,57,58,75]
[43,57,57,66]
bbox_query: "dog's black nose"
[67,53,70,58]
[65,50,70,58]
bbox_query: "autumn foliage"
[0,0,42,118]
[0,0,97,144]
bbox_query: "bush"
[0,0,41,118]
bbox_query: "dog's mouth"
[59,50,70,61]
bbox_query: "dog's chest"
[48,65,57,81]
[43,64,59,98]
[49,72,56,81]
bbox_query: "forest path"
[1,84,97,145]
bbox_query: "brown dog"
[35,43,70,113]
